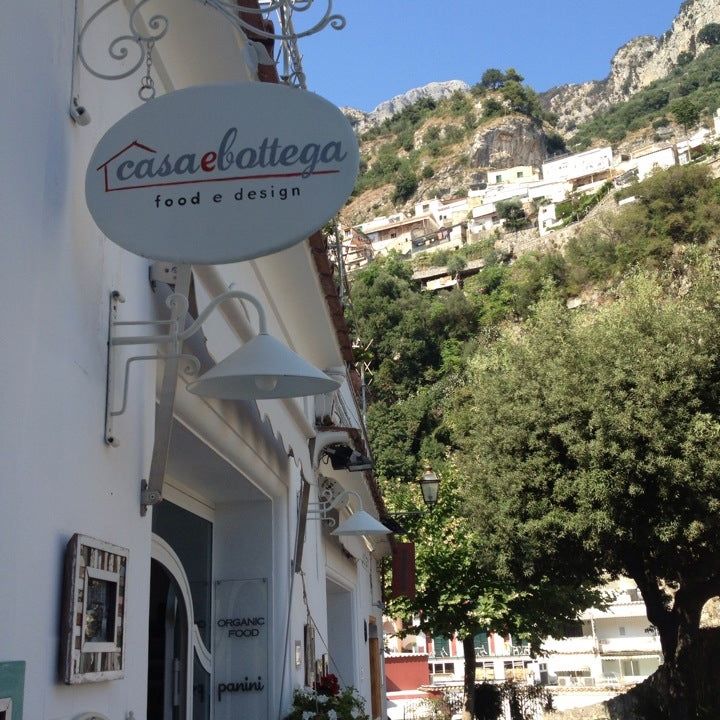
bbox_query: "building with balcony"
[541,146,614,187]
[359,215,440,257]
[383,578,662,695]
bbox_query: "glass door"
[148,558,189,720]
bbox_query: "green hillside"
[352,70,563,205]
[570,44,720,149]
[350,161,720,719]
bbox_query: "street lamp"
[419,468,440,509]
[381,468,441,534]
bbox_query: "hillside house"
[410,223,466,257]
[480,183,530,205]
[361,215,440,256]
[469,203,501,233]
[542,146,614,187]
[630,145,681,182]
[332,227,375,274]
[485,165,540,185]
[411,259,485,292]
[538,203,562,236]
[415,197,470,226]
[527,178,573,203]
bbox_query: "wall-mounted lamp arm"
[307,489,362,517]
[179,289,268,339]
[109,292,190,347]
[109,289,268,349]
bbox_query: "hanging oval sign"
[85,83,359,264]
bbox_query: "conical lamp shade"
[331,510,392,536]
[186,333,340,400]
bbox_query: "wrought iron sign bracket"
[70,0,346,123]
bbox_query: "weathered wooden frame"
[0,697,13,719]
[60,534,128,684]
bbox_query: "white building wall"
[0,4,167,717]
[542,147,613,183]
[635,147,678,181]
[0,3,386,720]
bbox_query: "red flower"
[315,673,340,697]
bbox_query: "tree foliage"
[496,198,528,231]
[347,254,478,403]
[571,45,720,148]
[670,96,701,130]
[352,164,720,719]
[698,22,720,46]
[480,68,506,90]
[453,268,720,718]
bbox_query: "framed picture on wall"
[304,623,316,688]
[0,661,25,720]
[60,534,128,683]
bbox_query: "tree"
[697,22,720,46]
[482,98,504,119]
[455,270,720,719]
[670,97,701,132]
[385,464,598,720]
[504,67,524,83]
[676,50,695,66]
[347,256,478,403]
[500,82,544,121]
[393,166,419,204]
[446,254,467,284]
[496,198,527,232]
[545,130,567,156]
[480,68,505,90]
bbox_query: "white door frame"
[152,534,213,716]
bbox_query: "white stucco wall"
[542,147,613,182]
[1,4,386,720]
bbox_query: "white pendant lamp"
[308,488,391,537]
[187,331,340,400]
[106,288,341,444]
[331,510,392,537]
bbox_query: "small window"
[619,626,626,636]
[517,171,523,178]
[433,635,450,657]
[390,232,397,238]
[621,659,640,676]
[495,175,502,183]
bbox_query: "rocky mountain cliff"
[342,80,470,134]
[543,0,720,131]
[472,115,547,169]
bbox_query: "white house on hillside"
[542,146,614,186]
[485,165,540,185]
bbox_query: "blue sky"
[299,0,684,110]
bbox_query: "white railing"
[599,636,661,654]
[542,636,597,654]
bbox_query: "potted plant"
[286,674,370,720]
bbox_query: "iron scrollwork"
[75,0,346,89]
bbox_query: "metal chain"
[138,39,155,101]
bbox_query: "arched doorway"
[148,557,189,720]
[148,533,213,720]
